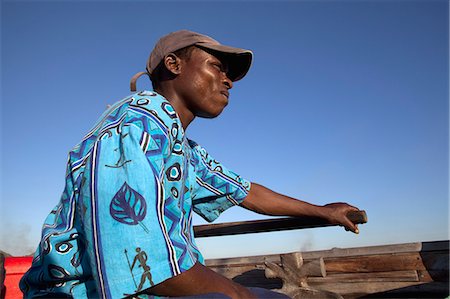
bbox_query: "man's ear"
[163,53,182,75]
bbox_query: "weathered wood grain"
[212,270,421,286]
[205,241,449,298]
[303,240,448,259]
[206,255,280,267]
[323,252,427,273]
[302,242,423,260]
[307,270,419,283]
[206,241,448,266]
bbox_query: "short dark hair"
[150,45,197,90]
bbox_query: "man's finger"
[343,218,359,234]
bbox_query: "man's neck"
[155,87,195,131]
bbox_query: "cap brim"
[196,43,253,82]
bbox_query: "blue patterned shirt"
[20,91,251,298]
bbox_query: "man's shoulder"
[67,91,180,164]
[126,90,181,132]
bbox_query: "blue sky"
[1,0,448,258]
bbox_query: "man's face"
[176,47,233,118]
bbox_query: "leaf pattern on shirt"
[109,182,149,232]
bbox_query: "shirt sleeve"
[79,115,196,299]
[188,139,252,222]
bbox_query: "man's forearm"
[241,182,359,233]
[241,183,324,217]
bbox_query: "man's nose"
[223,74,233,90]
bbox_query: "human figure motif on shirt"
[130,247,154,292]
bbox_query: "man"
[20,30,360,299]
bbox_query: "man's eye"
[212,63,222,71]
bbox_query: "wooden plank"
[214,269,420,284]
[206,242,426,267]
[307,270,419,283]
[206,254,280,267]
[205,241,444,266]
[205,242,447,274]
[302,242,423,260]
[194,211,367,238]
[324,252,427,273]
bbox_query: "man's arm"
[145,262,256,298]
[142,183,359,298]
[240,183,360,233]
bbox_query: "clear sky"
[1,0,448,259]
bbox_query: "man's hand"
[320,203,360,234]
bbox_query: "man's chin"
[197,108,225,119]
[196,102,228,119]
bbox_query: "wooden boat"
[1,213,448,298]
[206,240,449,298]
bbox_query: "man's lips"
[221,91,229,99]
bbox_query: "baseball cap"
[130,30,253,91]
